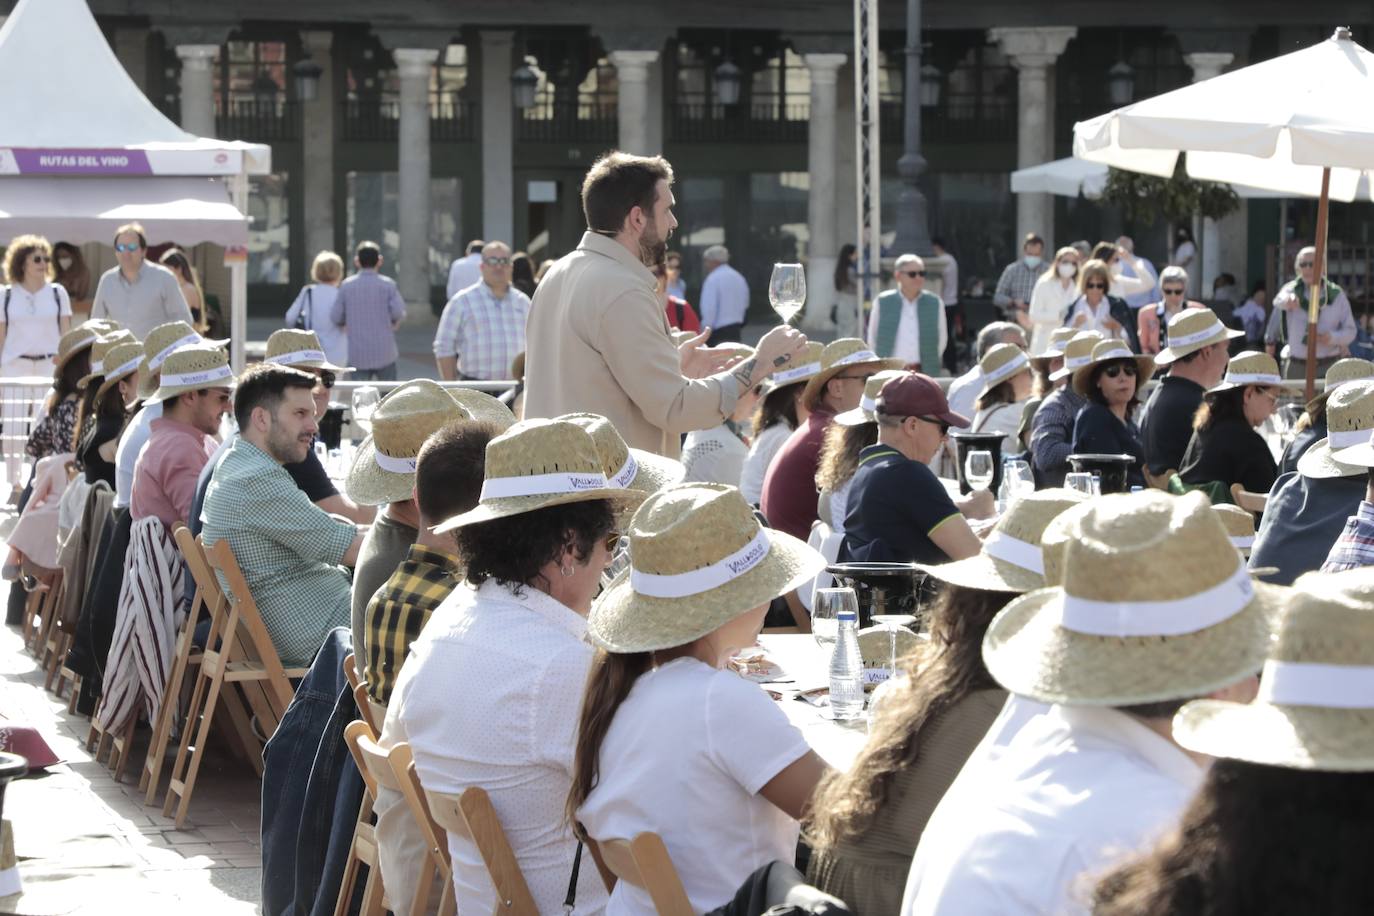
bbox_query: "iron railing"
[341,96,478,142]
[516,99,617,143]
[215,99,301,142]
[669,101,808,143]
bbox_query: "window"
[248,173,290,285]
[345,172,464,287]
[216,40,289,116]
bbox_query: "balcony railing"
[879,98,1016,144]
[669,101,808,143]
[516,99,617,143]
[342,97,478,142]
[216,99,301,142]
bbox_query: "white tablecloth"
[757,634,869,771]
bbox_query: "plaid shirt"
[432,280,531,380]
[330,269,407,370]
[1321,500,1374,573]
[993,260,1040,310]
[201,438,356,666]
[1030,386,1087,486]
[364,544,462,704]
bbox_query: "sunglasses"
[29,255,49,264]
[1298,261,1315,269]
[1085,282,1107,290]
[114,242,141,253]
[902,270,926,278]
[483,257,511,267]
[915,415,951,435]
[604,531,623,553]
[315,370,336,389]
[1102,362,1138,379]
[1162,287,1185,296]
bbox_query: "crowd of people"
[4,148,1374,916]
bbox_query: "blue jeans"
[356,364,396,382]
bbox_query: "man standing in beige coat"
[524,151,807,457]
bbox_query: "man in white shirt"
[901,491,1280,916]
[445,239,484,300]
[699,244,750,345]
[946,321,1026,422]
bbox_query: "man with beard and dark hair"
[200,364,366,666]
[523,149,808,457]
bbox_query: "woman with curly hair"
[806,490,1085,916]
[816,370,902,532]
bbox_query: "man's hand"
[679,328,747,379]
[1072,311,1089,328]
[1318,331,1333,347]
[739,325,809,388]
[960,488,996,520]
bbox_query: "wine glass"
[600,536,633,591]
[1066,472,1096,496]
[870,612,918,682]
[811,586,855,651]
[351,385,380,434]
[769,263,807,325]
[1005,458,1034,499]
[965,449,994,492]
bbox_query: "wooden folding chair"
[351,683,383,737]
[588,833,693,916]
[1231,482,1268,514]
[162,536,305,827]
[391,746,455,916]
[424,785,538,915]
[343,652,361,690]
[338,719,389,916]
[41,571,69,693]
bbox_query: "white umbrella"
[1073,27,1374,396]
[1010,157,1309,200]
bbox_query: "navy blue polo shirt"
[840,444,961,565]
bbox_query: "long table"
[756,634,869,772]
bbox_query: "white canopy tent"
[0,0,271,370]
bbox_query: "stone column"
[301,30,336,262]
[989,27,1077,246]
[175,44,219,138]
[114,28,149,91]
[1186,51,1235,298]
[395,48,439,310]
[609,50,660,155]
[802,53,846,331]
[481,31,515,245]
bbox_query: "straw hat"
[1207,351,1298,393]
[447,388,516,431]
[801,338,904,409]
[79,317,121,335]
[93,341,145,401]
[1070,339,1155,397]
[558,413,685,495]
[1153,307,1243,365]
[1174,567,1374,771]
[1047,330,1104,381]
[588,483,826,653]
[1302,357,1374,415]
[1299,379,1374,478]
[1032,328,1079,369]
[915,489,1088,593]
[976,343,1032,400]
[78,330,138,386]
[1038,500,1099,588]
[346,379,479,506]
[144,345,235,404]
[52,325,100,374]
[434,418,647,533]
[138,320,226,398]
[763,341,825,393]
[834,369,906,427]
[265,328,351,373]
[1211,503,1260,556]
[982,490,1287,706]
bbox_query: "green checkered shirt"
[201,437,355,666]
[364,544,463,705]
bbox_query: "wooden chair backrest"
[424,786,538,916]
[342,718,380,799]
[391,746,451,869]
[174,527,227,641]
[352,722,404,796]
[351,683,383,735]
[342,652,361,690]
[591,833,693,916]
[203,537,298,717]
[1230,482,1268,513]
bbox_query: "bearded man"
[522,150,807,457]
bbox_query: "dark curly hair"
[455,498,616,592]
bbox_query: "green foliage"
[1099,162,1241,225]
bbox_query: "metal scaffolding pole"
[853,0,882,339]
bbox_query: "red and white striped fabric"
[95,516,186,735]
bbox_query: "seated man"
[842,372,992,565]
[129,345,233,528]
[200,364,365,667]
[1138,308,1236,477]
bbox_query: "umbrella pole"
[1306,167,1332,401]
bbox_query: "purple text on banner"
[12,149,153,174]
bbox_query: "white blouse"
[1,282,71,364]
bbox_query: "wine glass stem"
[888,626,897,677]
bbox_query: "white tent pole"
[230,171,248,373]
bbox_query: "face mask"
[57,256,72,271]
[1058,262,1077,279]
[1024,255,1042,269]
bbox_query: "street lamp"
[714,59,742,105]
[919,63,941,107]
[1108,60,1135,106]
[511,62,539,109]
[292,58,323,102]
[890,0,933,256]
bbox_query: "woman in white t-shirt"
[571,483,838,915]
[1,235,72,497]
[284,250,347,368]
[970,343,1034,456]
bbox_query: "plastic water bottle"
[829,609,865,720]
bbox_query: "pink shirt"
[130,417,217,528]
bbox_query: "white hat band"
[830,349,881,370]
[858,393,878,414]
[104,355,142,381]
[480,470,609,500]
[982,530,1045,575]
[983,351,1030,388]
[161,364,233,388]
[1327,427,1372,449]
[1063,354,1093,370]
[610,452,638,489]
[1057,561,1253,638]
[1257,659,1374,709]
[1224,372,1282,386]
[1095,345,1133,362]
[89,359,104,374]
[631,528,771,599]
[1230,534,1255,550]
[1165,321,1227,349]
[374,450,418,474]
[151,332,203,369]
[772,361,821,384]
[271,348,328,367]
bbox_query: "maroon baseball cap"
[874,372,970,428]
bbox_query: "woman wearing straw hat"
[740,340,824,506]
[971,343,1033,456]
[821,370,905,532]
[569,483,830,914]
[23,325,96,478]
[902,491,1286,916]
[682,353,767,486]
[1070,339,1154,489]
[1178,351,1288,499]
[76,337,141,488]
[1094,568,1374,915]
[1278,356,1374,475]
[806,490,1084,916]
[390,419,644,914]
[1030,330,1103,487]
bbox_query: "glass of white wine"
[965,449,995,492]
[769,262,807,325]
